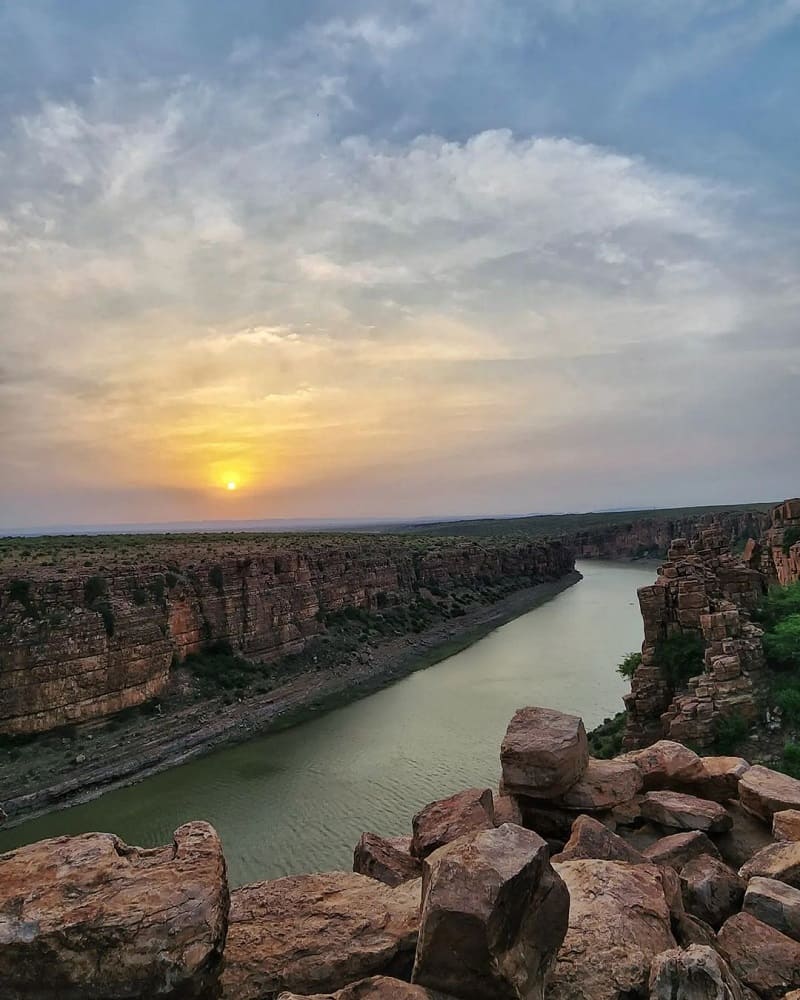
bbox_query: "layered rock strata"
[0,537,573,735]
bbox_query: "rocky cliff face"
[0,537,573,736]
[568,509,769,560]
[749,498,800,587]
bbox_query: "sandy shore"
[0,570,581,828]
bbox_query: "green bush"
[95,599,115,637]
[9,578,33,609]
[783,527,800,555]
[654,632,704,689]
[617,651,642,680]
[782,741,800,779]
[165,571,179,589]
[714,712,749,754]
[84,575,107,604]
[132,587,148,606]
[754,583,800,630]
[775,686,800,725]
[208,565,224,594]
[763,614,800,670]
[588,711,627,759]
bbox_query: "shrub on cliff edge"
[654,632,704,689]
[617,651,642,680]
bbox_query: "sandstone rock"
[643,830,722,870]
[553,814,645,864]
[773,808,800,841]
[548,860,677,1000]
[610,794,643,826]
[743,876,800,942]
[679,854,745,929]
[713,801,774,869]
[739,765,800,822]
[492,792,523,827]
[220,873,420,1000]
[412,823,569,1000]
[691,757,751,803]
[410,788,494,858]
[354,833,422,887]
[739,839,800,888]
[500,706,588,799]
[513,799,576,840]
[641,790,732,833]
[674,912,719,949]
[620,740,705,790]
[556,757,643,811]
[717,911,800,999]
[648,944,748,1000]
[277,976,453,999]
[0,821,228,1000]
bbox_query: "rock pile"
[6,706,800,998]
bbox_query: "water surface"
[0,560,655,884]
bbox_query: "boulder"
[492,792,523,827]
[354,834,422,887]
[644,830,722,871]
[411,788,494,858]
[610,795,643,827]
[412,823,569,1000]
[553,814,646,864]
[0,821,228,1000]
[713,801,774,869]
[548,860,677,1000]
[717,911,800,999]
[500,706,588,799]
[556,757,643,811]
[739,839,800,888]
[648,944,749,1000]
[278,977,453,999]
[641,790,732,834]
[220,873,420,1000]
[773,809,800,841]
[619,740,704,791]
[679,855,745,929]
[513,799,577,840]
[738,765,800,823]
[743,876,800,942]
[691,757,751,804]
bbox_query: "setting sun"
[226,481,237,491]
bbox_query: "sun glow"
[226,481,238,491]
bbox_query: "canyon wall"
[746,497,800,587]
[0,538,573,736]
[567,508,769,560]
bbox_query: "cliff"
[747,498,800,587]
[0,536,573,736]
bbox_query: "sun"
[226,481,238,491]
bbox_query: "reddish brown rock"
[641,790,732,834]
[690,757,751,803]
[679,854,745,929]
[714,801,775,869]
[513,799,577,840]
[354,833,422,887]
[620,740,705,790]
[492,792,523,827]
[643,830,722,870]
[278,977,452,999]
[412,824,569,1000]
[553,814,646,864]
[500,706,589,799]
[739,839,800,888]
[0,821,228,1000]
[773,808,800,841]
[648,945,749,1000]
[548,860,677,1000]
[717,911,800,999]
[743,876,800,942]
[410,788,494,859]
[220,873,420,1000]
[739,765,800,823]
[556,757,643,811]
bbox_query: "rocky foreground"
[5,707,800,998]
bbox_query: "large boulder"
[739,838,800,888]
[679,855,745,929]
[412,823,569,1000]
[743,876,800,942]
[500,707,588,799]
[619,740,704,791]
[548,860,677,1000]
[0,821,228,1000]
[492,792,523,827]
[278,977,452,999]
[643,830,721,871]
[354,834,422,887]
[220,873,420,1000]
[648,944,749,1000]
[411,788,494,858]
[713,802,774,869]
[641,791,732,834]
[553,814,645,864]
[556,758,643,811]
[690,757,751,804]
[717,911,800,999]
[773,809,800,841]
[738,765,800,823]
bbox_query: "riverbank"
[0,569,581,828]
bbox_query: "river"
[0,559,656,884]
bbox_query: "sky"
[0,0,798,530]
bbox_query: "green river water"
[0,559,656,885]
